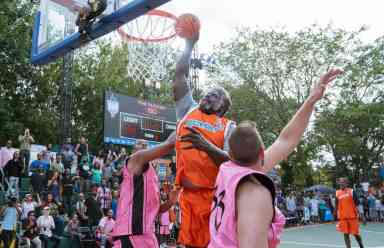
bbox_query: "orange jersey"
[175,107,231,189]
[336,188,358,220]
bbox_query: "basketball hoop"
[117,9,180,83]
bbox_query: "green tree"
[207,25,382,188]
[0,0,62,145]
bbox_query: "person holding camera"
[18,128,35,172]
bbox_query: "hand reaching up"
[308,68,344,104]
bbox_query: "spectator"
[296,193,304,220]
[56,204,68,236]
[0,197,20,248]
[0,140,15,169]
[159,194,171,245]
[357,195,366,225]
[65,213,81,247]
[37,206,59,248]
[78,157,92,192]
[75,136,89,164]
[330,194,336,213]
[93,150,105,169]
[169,204,181,242]
[363,194,369,222]
[111,190,118,219]
[21,193,41,221]
[30,153,50,172]
[42,192,66,235]
[73,170,83,193]
[22,211,42,248]
[381,195,384,222]
[85,191,103,227]
[286,193,297,217]
[97,179,112,211]
[91,161,103,186]
[111,181,120,192]
[318,197,327,222]
[43,193,59,216]
[19,128,35,171]
[61,145,75,170]
[368,193,376,220]
[97,209,115,248]
[47,171,61,202]
[310,195,320,223]
[43,144,55,164]
[375,196,381,222]
[102,159,114,184]
[303,193,311,207]
[75,192,88,224]
[62,168,76,215]
[303,202,311,224]
[31,168,48,194]
[51,155,64,174]
[4,151,23,198]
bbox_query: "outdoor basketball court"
[281,223,384,248]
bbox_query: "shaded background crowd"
[0,129,178,248]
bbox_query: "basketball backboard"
[31,0,171,65]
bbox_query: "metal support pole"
[189,46,201,99]
[60,52,74,144]
[59,13,75,144]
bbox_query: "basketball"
[175,13,201,39]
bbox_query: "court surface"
[281,223,384,248]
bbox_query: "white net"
[118,10,181,83]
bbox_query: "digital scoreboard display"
[104,91,176,147]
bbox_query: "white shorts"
[311,209,319,217]
[358,205,364,214]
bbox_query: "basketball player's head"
[199,87,231,117]
[133,139,148,153]
[338,177,349,189]
[228,121,265,168]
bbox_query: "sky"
[159,0,383,54]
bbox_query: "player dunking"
[336,178,365,248]
[173,36,235,247]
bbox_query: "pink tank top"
[208,161,285,248]
[112,162,160,237]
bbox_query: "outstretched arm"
[262,69,344,173]
[128,132,176,175]
[173,39,197,102]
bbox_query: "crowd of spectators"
[0,129,180,248]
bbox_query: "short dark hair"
[229,121,264,165]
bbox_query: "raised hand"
[308,68,344,104]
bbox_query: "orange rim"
[117,9,178,42]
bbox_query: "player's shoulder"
[236,174,272,199]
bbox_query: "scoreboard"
[120,113,176,142]
[104,91,176,147]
